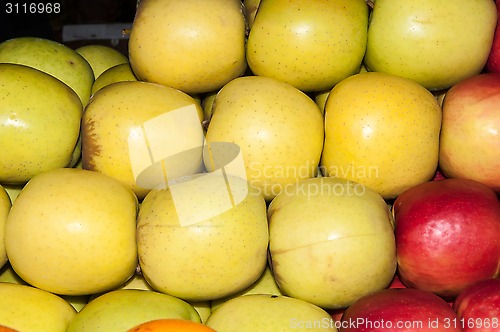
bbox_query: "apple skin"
[340,288,461,332]
[439,72,500,192]
[486,0,500,73]
[393,178,500,299]
[453,278,500,332]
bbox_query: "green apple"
[268,177,396,309]
[0,185,10,269]
[247,0,368,92]
[321,72,442,199]
[91,63,138,95]
[5,168,138,296]
[76,44,129,79]
[137,173,269,302]
[189,301,212,324]
[313,90,329,115]
[206,294,338,331]
[211,265,283,311]
[82,81,205,200]
[0,282,76,332]
[201,90,219,124]
[0,63,82,185]
[0,37,94,105]
[67,289,201,332]
[364,0,497,91]
[205,75,324,201]
[129,0,247,94]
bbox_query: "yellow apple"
[205,75,324,201]
[211,265,283,311]
[0,283,76,332]
[364,0,497,91]
[321,72,442,199]
[137,173,269,302]
[81,81,205,200]
[129,0,247,94]
[0,37,94,106]
[1,184,23,205]
[0,63,82,185]
[67,289,201,332]
[246,0,368,92]
[268,177,396,309]
[5,168,138,296]
[91,63,138,95]
[76,44,129,79]
[0,185,10,269]
[0,263,26,284]
[206,294,338,331]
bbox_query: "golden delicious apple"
[5,168,138,296]
[268,177,396,309]
[137,173,269,302]
[0,283,76,332]
[321,71,442,199]
[0,37,94,106]
[81,81,204,200]
[67,289,201,332]
[205,75,324,201]
[1,184,23,205]
[129,0,247,94]
[206,294,338,331]
[0,63,82,185]
[211,265,283,311]
[91,63,138,95]
[364,0,497,91]
[0,185,10,269]
[247,0,368,92]
[76,44,128,79]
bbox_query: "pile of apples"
[0,0,499,331]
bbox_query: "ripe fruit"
[393,178,500,299]
[439,72,500,192]
[268,177,396,309]
[0,63,82,185]
[129,0,247,94]
[91,63,137,95]
[128,319,216,332]
[246,0,368,92]
[137,174,269,301]
[321,71,442,199]
[67,289,201,332]
[81,81,204,200]
[340,288,461,332]
[205,75,324,201]
[453,278,500,332]
[0,185,11,269]
[206,294,338,331]
[0,283,76,332]
[0,37,94,105]
[364,0,497,91]
[75,44,128,79]
[5,168,138,295]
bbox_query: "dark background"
[0,0,137,55]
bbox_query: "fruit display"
[0,0,499,330]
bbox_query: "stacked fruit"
[0,0,499,331]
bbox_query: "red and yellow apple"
[439,72,500,192]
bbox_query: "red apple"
[453,278,500,332]
[393,178,500,299]
[340,288,461,332]
[486,0,500,73]
[439,72,500,193]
